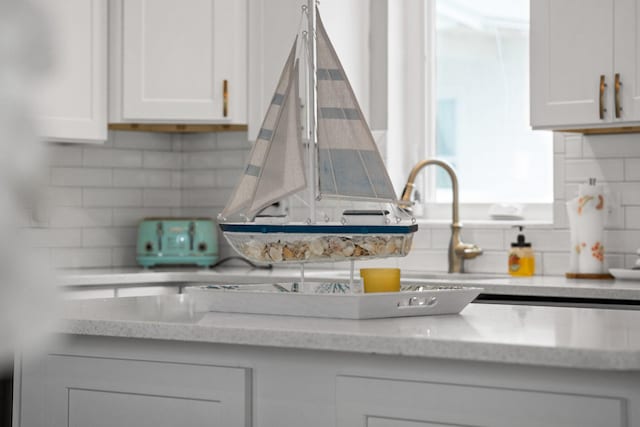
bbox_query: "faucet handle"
[455,242,483,259]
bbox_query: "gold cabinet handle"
[223,79,229,118]
[615,73,622,119]
[599,75,607,119]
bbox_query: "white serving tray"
[185,283,482,319]
[609,268,640,281]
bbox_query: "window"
[382,0,552,221]
[433,0,552,207]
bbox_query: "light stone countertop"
[59,294,640,371]
[57,267,640,301]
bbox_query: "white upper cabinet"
[110,0,247,124]
[35,0,108,143]
[531,0,640,130]
[248,0,370,140]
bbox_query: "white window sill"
[413,218,554,229]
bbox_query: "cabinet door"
[20,355,250,427]
[248,0,370,140]
[530,0,614,128]
[35,0,107,143]
[336,375,624,427]
[116,0,246,122]
[614,0,640,121]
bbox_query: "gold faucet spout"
[400,159,483,273]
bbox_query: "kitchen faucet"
[399,159,483,273]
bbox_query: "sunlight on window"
[435,0,553,204]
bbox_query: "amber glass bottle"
[508,226,535,276]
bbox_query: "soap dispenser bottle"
[508,226,535,276]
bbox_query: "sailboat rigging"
[218,4,418,264]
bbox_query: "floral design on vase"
[591,241,604,262]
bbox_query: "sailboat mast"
[307,0,318,223]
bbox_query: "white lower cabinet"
[336,375,623,427]
[20,353,250,427]
[17,337,640,427]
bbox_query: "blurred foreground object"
[0,0,60,365]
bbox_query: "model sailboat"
[218,4,418,264]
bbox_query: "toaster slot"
[156,222,163,252]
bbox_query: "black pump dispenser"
[511,226,531,248]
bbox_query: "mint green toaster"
[137,218,218,268]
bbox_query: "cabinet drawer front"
[337,375,624,427]
[44,355,250,427]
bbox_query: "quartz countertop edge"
[58,267,640,301]
[58,295,640,371]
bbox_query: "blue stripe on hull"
[219,223,418,234]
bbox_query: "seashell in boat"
[268,244,283,262]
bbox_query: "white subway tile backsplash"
[180,133,218,151]
[465,251,510,274]
[564,135,583,158]
[215,132,251,150]
[182,189,230,208]
[584,133,640,158]
[49,207,112,228]
[112,247,138,267]
[26,228,82,248]
[397,249,448,272]
[51,167,112,187]
[112,207,172,226]
[38,130,640,273]
[627,207,640,229]
[410,228,431,250]
[171,172,182,188]
[553,132,566,154]
[52,248,112,268]
[565,159,624,182]
[620,182,640,205]
[553,154,565,200]
[113,169,173,188]
[182,170,216,188]
[48,188,82,207]
[142,189,181,207]
[82,227,137,248]
[182,150,246,169]
[112,131,172,151]
[541,252,569,276]
[463,229,505,250]
[48,145,83,166]
[216,169,242,187]
[604,230,640,253]
[83,147,143,168]
[143,151,182,169]
[624,159,640,181]
[83,189,142,207]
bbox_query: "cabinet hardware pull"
[223,79,229,118]
[615,73,622,118]
[599,75,607,119]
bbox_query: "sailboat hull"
[220,223,418,265]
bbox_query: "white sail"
[220,41,305,219]
[315,13,397,202]
[246,62,305,218]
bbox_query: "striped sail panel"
[221,41,298,218]
[315,13,396,201]
[247,63,306,218]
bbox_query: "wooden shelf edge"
[108,123,248,133]
[549,126,640,135]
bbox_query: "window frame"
[383,0,553,224]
